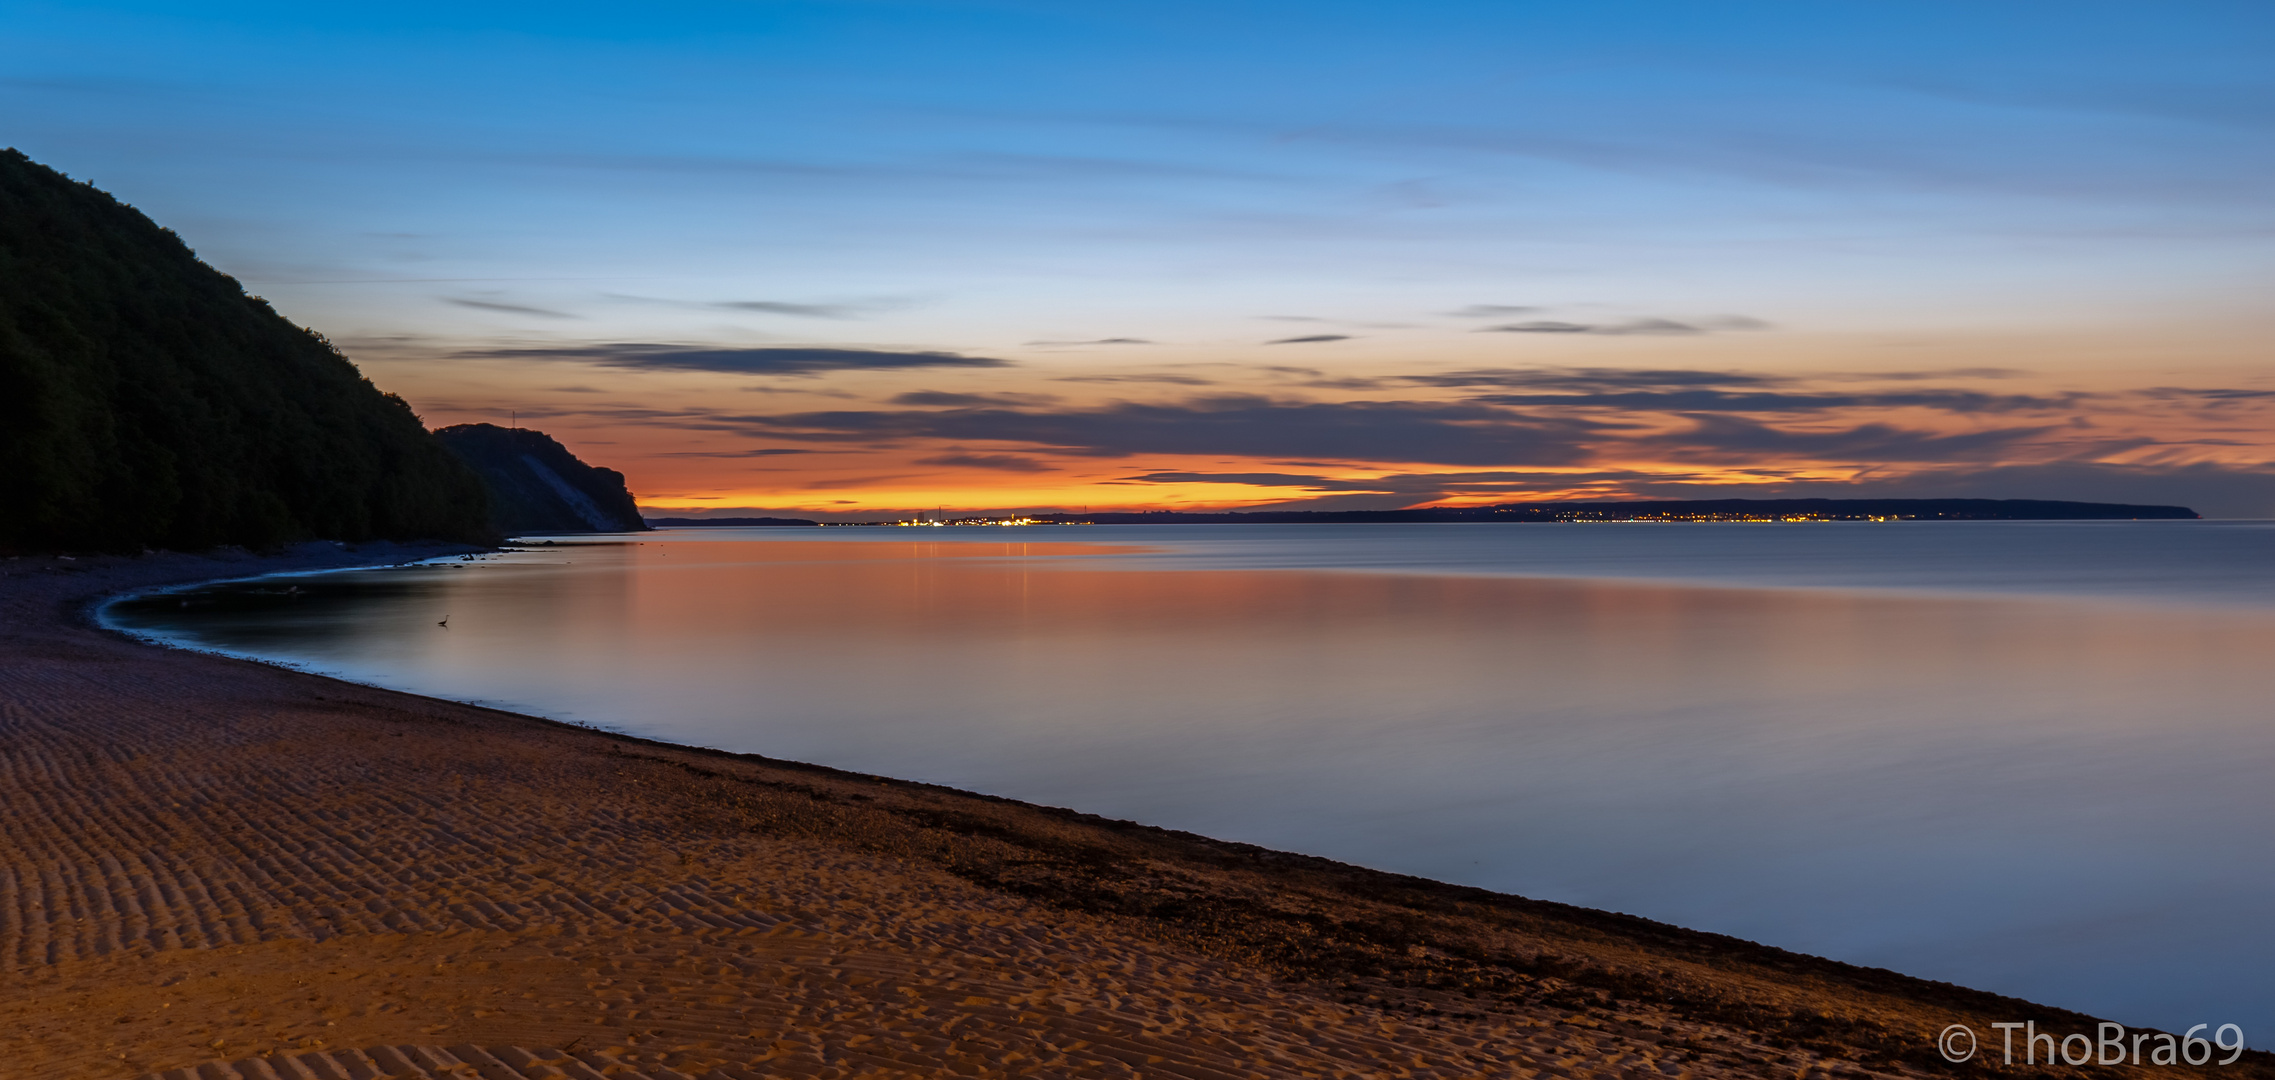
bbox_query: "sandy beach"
[0,548,2251,1080]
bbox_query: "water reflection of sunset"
[109,533,2275,1035]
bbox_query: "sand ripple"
[2,550,2194,1080]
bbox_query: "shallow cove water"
[107,522,2275,1037]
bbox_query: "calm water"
[106,522,2275,1036]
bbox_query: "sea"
[103,521,2275,1038]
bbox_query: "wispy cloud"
[1117,471,1358,488]
[1123,461,2275,518]
[1114,468,1645,496]
[1056,373,1216,385]
[656,448,818,457]
[445,297,577,318]
[1382,367,2074,413]
[892,391,1059,407]
[802,474,921,490]
[917,452,1058,472]
[490,357,2273,514]
[457,344,1013,376]
[604,293,911,318]
[2140,387,2275,403]
[1399,367,1786,390]
[1470,388,2087,415]
[1469,314,1770,335]
[1266,334,1354,345]
[712,300,859,318]
[1832,368,2029,382]
[712,395,1610,466]
[1643,416,2053,462]
[1483,318,1693,335]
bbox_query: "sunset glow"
[12,2,2270,516]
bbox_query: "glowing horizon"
[10,1,2271,515]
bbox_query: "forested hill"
[433,424,648,535]
[0,149,490,552]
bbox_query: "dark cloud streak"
[1644,416,2054,462]
[892,390,1059,407]
[457,344,1012,376]
[1483,318,1701,335]
[1469,388,2086,414]
[1055,373,1216,385]
[2141,387,2275,403]
[713,300,857,318]
[1401,367,1785,390]
[917,452,1058,472]
[723,395,1609,466]
[656,448,818,458]
[445,298,576,318]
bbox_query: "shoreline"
[2,548,2259,1079]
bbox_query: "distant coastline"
[649,496,2200,529]
[643,516,825,528]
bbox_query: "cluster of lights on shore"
[882,515,1056,527]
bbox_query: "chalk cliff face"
[431,424,648,535]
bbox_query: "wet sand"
[0,548,2251,1080]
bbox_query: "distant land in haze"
[1034,499,2203,524]
[645,516,821,528]
[0,149,490,552]
[649,498,2198,526]
[434,424,648,536]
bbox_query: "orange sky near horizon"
[360,315,2275,518]
[23,0,2272,518]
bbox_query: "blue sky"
[8,1,2273,513]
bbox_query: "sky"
[7,0,2274,516]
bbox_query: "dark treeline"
[0,150,490,552]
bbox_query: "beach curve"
[1,547,2254,1080]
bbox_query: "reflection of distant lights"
[889,515,1052,527]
